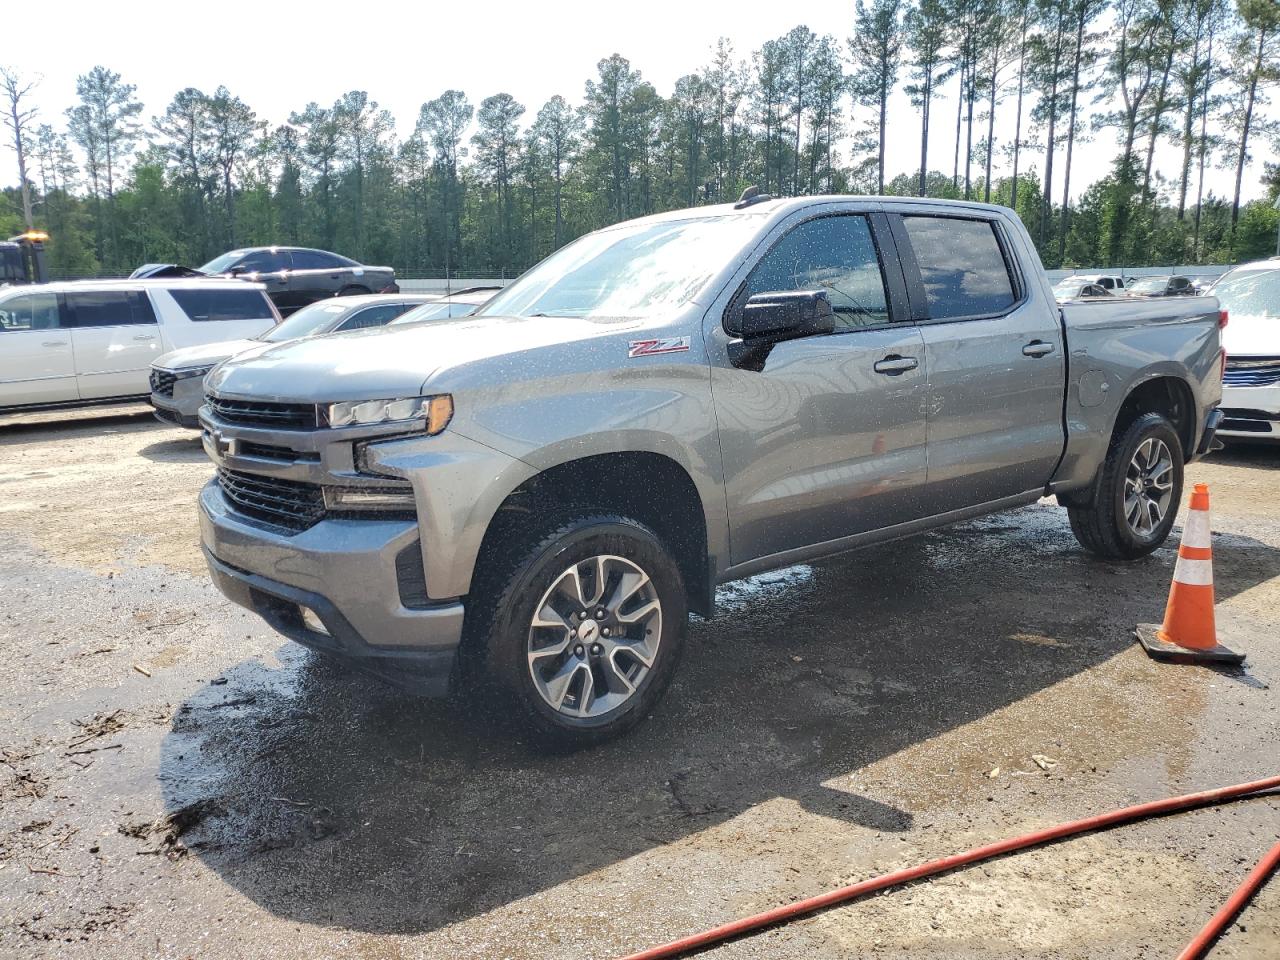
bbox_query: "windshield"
[1211,268,1280,318]
[198,251,248,274]
[259,301,350,342]
[476,214,764,319]
[1053,280,1080,295]
[391,300,482,325]
[1127,277,1167,294]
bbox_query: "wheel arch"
[1110,372,1197,461]
[472,451,715,618]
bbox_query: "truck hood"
[154,339,261,371]
[1222,312,1279,357]
[205,313,647,402]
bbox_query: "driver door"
[712,211,928,566]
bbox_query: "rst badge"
[628,336,691,359]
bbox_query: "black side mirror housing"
[728,290,835,370]
[738,289,835,339]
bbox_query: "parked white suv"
[1211,259,1280,442]
[0,279,278,412]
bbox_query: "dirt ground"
[1,403,1277,960]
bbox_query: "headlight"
[173,365,214,380]
[323,486,416,511]
[326,394,453,433]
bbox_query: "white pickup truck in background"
[0,279,279,412]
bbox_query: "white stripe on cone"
[1182,507,1212,550]
[1172,555,1214,587]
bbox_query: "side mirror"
[737,290,835,339]
[728,290,835,370]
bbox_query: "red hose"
[617,774,1280,960]
[1175,839,1280,960]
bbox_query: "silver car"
[149,294,438,428]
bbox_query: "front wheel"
[472,514,687,748]
[1067,411,1184,560]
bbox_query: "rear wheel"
[469,514,687,747]
[337,285,371,297]
[1067,412,1184,560]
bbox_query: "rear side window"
[171,288,273,322]
[902,216,1017,320]
[65,290,157,327]
[292,250,346,270]
[0,292,60,331]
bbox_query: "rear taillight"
[1219,309,1229,329]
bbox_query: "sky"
[3,0,1275,206]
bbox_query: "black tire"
[337,285,371,297]
[466,513,687,748]
[1066,411,1184,560]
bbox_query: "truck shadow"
[157,503,1280,936]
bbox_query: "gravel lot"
[1,404,1277,959]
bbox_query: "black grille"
[150,369,177,397]
[1224,358,1280,387]
[217,468,325,531]
[206,395,318,429]
[238,440,321,463]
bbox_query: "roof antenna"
[734,185,772,210]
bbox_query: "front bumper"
[1218,383,1280,442]
[199,479,464,695]
[149,375,205,430]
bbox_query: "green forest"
[2,0,1278,280]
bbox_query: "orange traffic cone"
[1135,483,1244,665]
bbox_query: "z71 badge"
[628,336,691,359]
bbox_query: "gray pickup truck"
[197,195,1224,746]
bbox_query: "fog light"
[299,606,329,636]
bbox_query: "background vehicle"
[150,294,438,428]
[133,247,398,316]
[1126,275,1197,297]
[0,279,277,412]
[1058,272,1132,295]
[388,287,501,325]
[0,231,50,287]
[1209,258,1280,442]
[1053,279,1113,301]
[196,195,1223,747]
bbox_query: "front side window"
[64,290,156,327]
[171,288,274,322]
[237,250,288,273]
[902,216,1017,320]
[737,214,889,331]
[1099,278,1115,289]
[0,292,59,331]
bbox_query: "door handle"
[41,340,67,347]
[873,355,919,375]
[1022,340,1055,357]
[133,334,156,341]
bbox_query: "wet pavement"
[1,406,1277,958]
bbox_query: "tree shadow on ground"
[158,503,1280,936]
